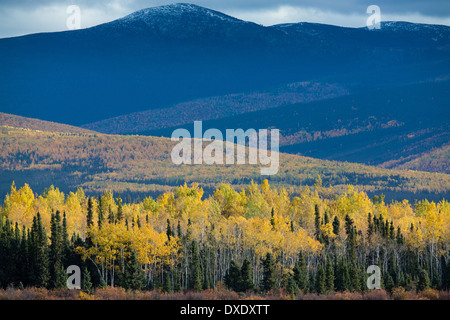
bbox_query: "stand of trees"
[1,181,449,294]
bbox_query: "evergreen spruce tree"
[240,258,254,292]
[396,226,403,245]
[315,264,326,294]
[173,270,182,292]
[50,211,65,289]
[86,198,94,247]
[61,212,71,265]
[344,214,353,235]
[432,266,441,290]
[270,208,275,230]
[225,261,241,291]
[189,241,202,291]
[417,269,431,292]
[389,221,395,240]
[122,251,144,291]
[382,272,393,292]
[116,195,123,222]
[166,219,173,240]
[108,205,115,224]
[177,220,183,238]
[136,216,141,228]
[261,252,276,292]
[162,270,172,293]
[18,226,29,286]
[286,276,299,297]
[293,252,308,291]
[367,213,374,240]
[336,258,350,292]
[81,266,92,293]
[332,216,340,237]
[314,204,321,241]
[442,258,450,290]
[349,263,361,292]
[86,197,94,228]
[32,213,49,288]
[97,195,104,229]
[326,259,335,292]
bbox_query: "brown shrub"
[361,289,390,300]
[77,291,96,300]
[438,290,450,300]
[391,287,408,300]
[93,286,128,300]
[330,290,364,300]
[0,287,55,300]
[419,289,440,300]
[2,286,446,301]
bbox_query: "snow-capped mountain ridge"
[379,21,450,32]
[93,3,260,39]
[118,3,241,23]
[109,2,251,30]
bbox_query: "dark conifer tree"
[116,195,123,222]
[86,198,94,248]
[31,213,49,288]
[97,196,104,229]
[326,258,335,292]
[108,205,115,224]
[162,270,172,293]
[293,252,308,291]
[314,204,321,241]
[367,213,374,239]
[286,275,299,296]
[344,214,354,235]
[332,216,340,237]
[18,226,29,286]
[86,197,94,228]
[442,258,450,290]
[336,258,350,291]
[224,260,241,292]
[432,266,441,290]
[270,208,275,230]
[240,258,254,292]
[50,211,66,289]
[261,252,276,292]
[315,264,326,294]
[349,263,361,292]
[389,221,395,240]
[81,266,93,293]
[420,265,432,292]
[122,251,144,291]
[396,226,403,245]
[177,220,182,238]
[166,219,173,240]
[189,241,202,291]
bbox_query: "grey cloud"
[1,0,450,17]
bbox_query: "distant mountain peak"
[116,3,242,25]
[367,21,450,32]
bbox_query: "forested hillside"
[1,125,449,201]
[142,80,449,173]
[0,113,97,135]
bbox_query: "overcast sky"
[1,0,449,38]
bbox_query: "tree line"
[0,181,449,295]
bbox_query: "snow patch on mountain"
[117,3,242,25]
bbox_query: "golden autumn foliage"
[2,180,448,259]
[1,180,449,292]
